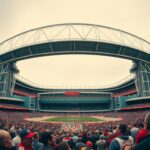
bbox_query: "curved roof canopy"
[0,23,150,63]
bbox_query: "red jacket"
[135,128,148,144]
[18,142,33,150]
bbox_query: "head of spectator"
[77,137,82,142]
[40,131,54,146]
[100,135,105,140]
[19,129,35,147]
[86,141,93,149]
[0,130,12,149]
[33,132,39,140]
[56,142,71,150]
[144,112,150,132]
[131,123,138,129]
[117,124,127,135]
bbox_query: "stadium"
[0,23,150,113]
[0,23,150,149]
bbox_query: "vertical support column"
[29,97,36,112]
[0,62,19,97]
[37,94,40,111]
[113,97,121,110]
[131,61,150,97]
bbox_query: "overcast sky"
[0,0,150,88]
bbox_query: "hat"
[86,141,93,148]
[20,129,35,139]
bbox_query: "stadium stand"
[13,89,38,98]
[112,88,137,98]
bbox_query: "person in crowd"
[32,132,43,150]
[18,129,35,150]
[130,123,139,143]
[54,136,61,149]
[109,124,133,150]
[72,133,79,144]
[89,132,99,150]
[133,113,150,150]
[12,130,21,148]
[68,138,75,150]
[82,132,89,144]
[75,138,86,150]
[0,130,16,150]
[135,123,148,144]
[95,135,106,150]
[39,131,54,150]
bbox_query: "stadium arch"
[0,23,150,98]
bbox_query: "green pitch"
[43,116,103,122]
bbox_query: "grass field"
[43,116,104,122]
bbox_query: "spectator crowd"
[0,110,150,150]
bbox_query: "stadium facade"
[0,23,150,113]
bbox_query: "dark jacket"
[32,139,43,150]
[0,146,16,150]
[39,145,54,150]
[133,135,150,150]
